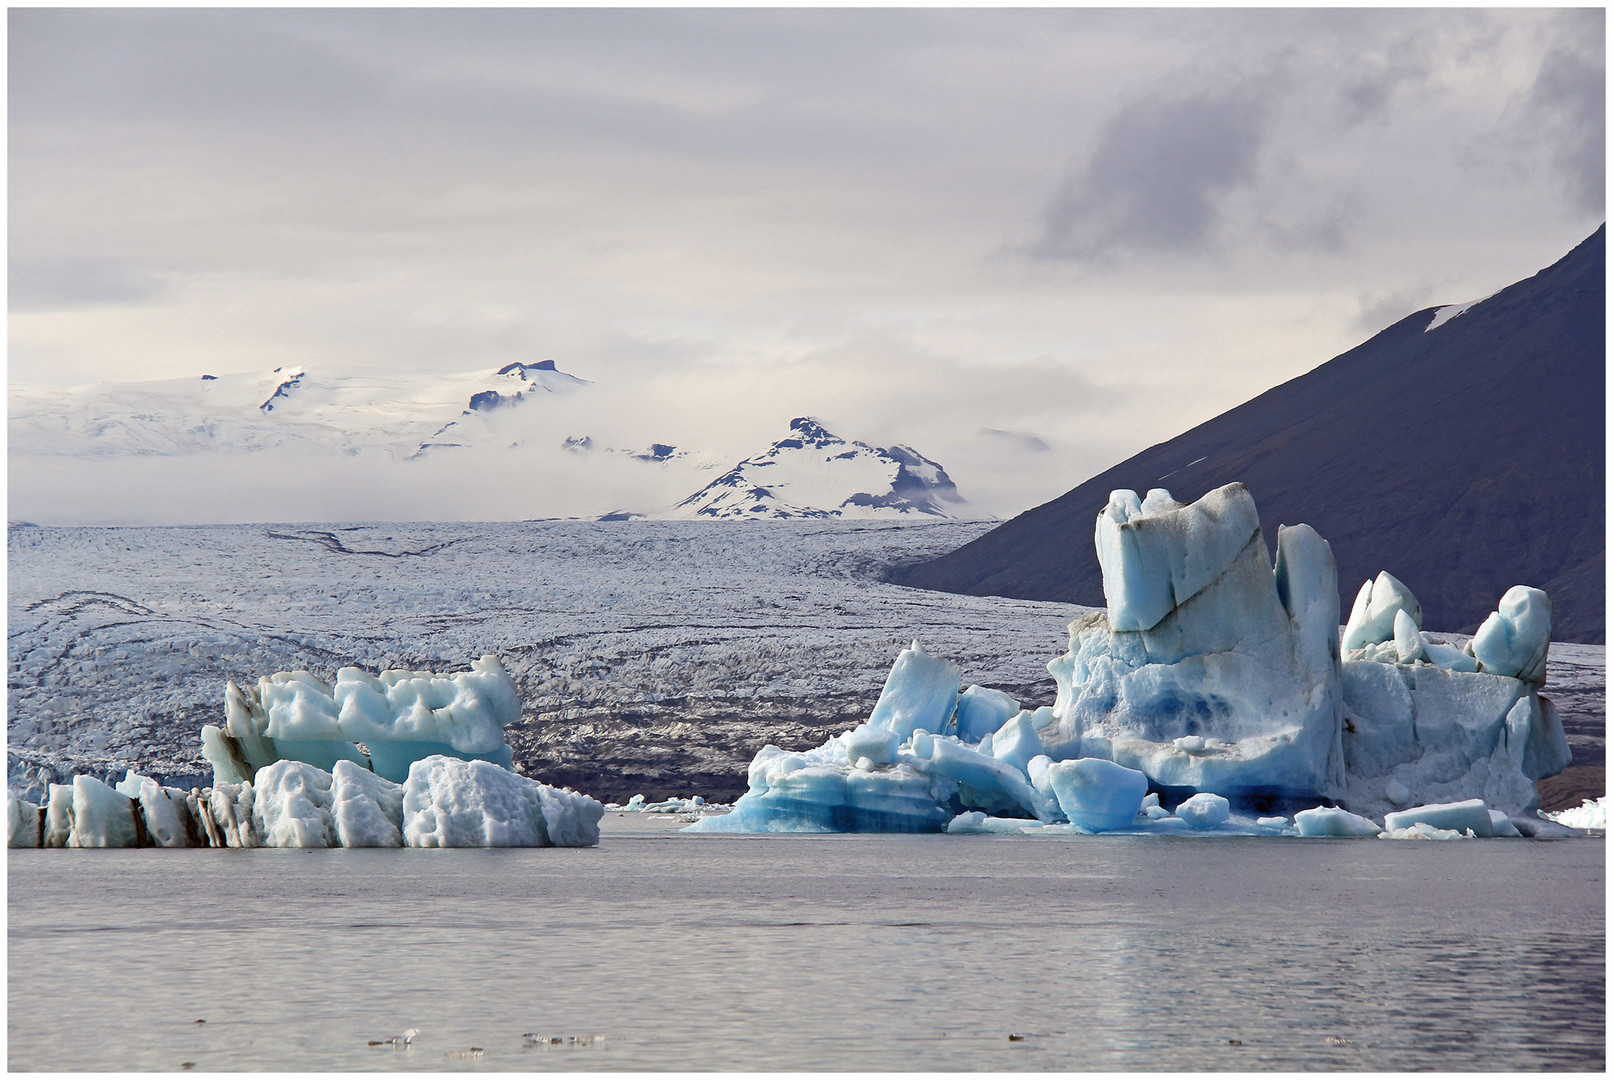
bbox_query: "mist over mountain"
[894,227,1606,644]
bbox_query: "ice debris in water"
[1546,796,1608,830]
[691,482,1575,840]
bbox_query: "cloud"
[1526,44,1605,215]
[9,258,166,312]
[979,427,1050,453]
[1032,75,1284,262]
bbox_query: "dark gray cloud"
[1033,76,1284,262]
[1527,43,1606,215]
[9,257,166,312]
[980,428,1050,453]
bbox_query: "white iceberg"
[1546,796,1608,830]
[331,759,405,847]
[252,760,339,848]
[402,755,602,848]
[1174,791,1231,830]
[1383,798,1494,837]
[8,792,42,848]
[66,775,143,848]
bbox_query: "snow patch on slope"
[667,418,968,520]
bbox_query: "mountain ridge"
[892,226,1606,643]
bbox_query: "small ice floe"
[523,1033,602,1048]
[444,1047,484,1060]
[368,1027,419,1048]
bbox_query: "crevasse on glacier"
[8,657,603,849]
[693,483,1574,838]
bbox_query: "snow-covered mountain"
[9,359,590,460]
[667,417,967,520]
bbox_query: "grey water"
[8,822,1604,1072]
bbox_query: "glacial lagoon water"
[8,817,1604,1072]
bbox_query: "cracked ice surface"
[8,520,1087,802]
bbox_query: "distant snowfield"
[8,520,1603,804]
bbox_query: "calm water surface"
[8,820,1604,1071]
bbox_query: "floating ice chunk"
[1045,758,1148,832]
[929,738,1049,820]
[946,811,991,834]
[1471,586,1551,683]
[945,811,1046,835]
[1174,792,1230,829]
[261,670,343,741]
[1423,640,1478,673]
[534,784,605,847]
[8,793,42,847]
[252,760,338,848]
[44,784,74,847]
[1488,810,1522,838]
[990,711,1043,774]
[68,775,142,848]
[1393,610,1425,664]
[209,781,261,847]
[136,779,194,847]
[956,685,1019,742]
[114,769,148,798]
[1050,486,1346,802]
[1381,822,1471,840]
[210,657,522,785]
[1545,796,1609,830]
[1342,571,1422,653]
[844,722,900,768]
[1256,815,1293,831]
[1383,798,1493,837]
[325,767,401,851]
[1095,484,1261,632]
[867,641,961,741]
[1294,805,1381,837]
[402,756,600,847]
[403,756,547,847]
[1340,660,1566,819]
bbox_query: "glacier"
[694,483,1579,839]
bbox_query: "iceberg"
[202,655,520,786]
[402,756,603,848]
[331,759,405,847]
[1045,758,1148,831]
[252,760,339,848]
[1546,796,1608,830]
[696,482,1574,838]
[1174,791,1231,830]
[866,641,961,741]
[21,653,599,850]
[1293,806,1381,838]
[1045,485,1346,801]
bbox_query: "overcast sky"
[9,8,1605,521]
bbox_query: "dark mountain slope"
[894,227,1606,643]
